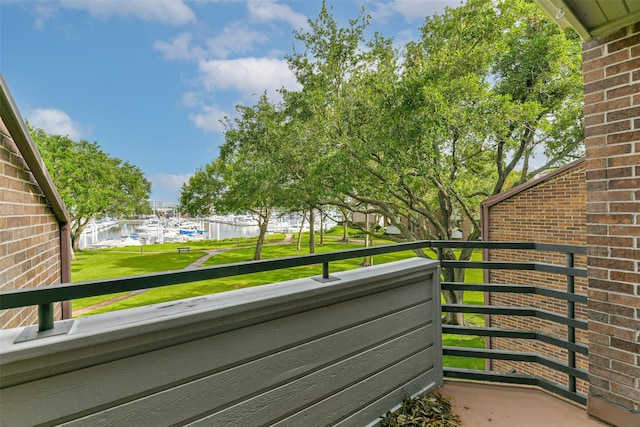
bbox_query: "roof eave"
[481,157,586,210]
[535,0,592,40]
[0,73,70,225]
[535,0,640,41]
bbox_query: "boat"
[81,218,119,235]
[91,235,141,248]
[136,218,163,232]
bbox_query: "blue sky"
[1,0,459,204]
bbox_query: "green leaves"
[30,125,151,251]
[179,160,225,217]
[181,0,582,262]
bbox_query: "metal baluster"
[322,262,329,280]
[566,252,576,393]
[38,303,54,332]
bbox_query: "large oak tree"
[283,0,583,323]
[181,94,293,260]
[180,0,583,324]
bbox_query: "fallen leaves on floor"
[380,392,461,427]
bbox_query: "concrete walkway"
[439,380,609,427]
[183,249,221,269]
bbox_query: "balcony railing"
[0,240,587,408]
[436,241,588,405]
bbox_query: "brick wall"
[582,23,640,423]
[483,160,589,395]
[1,126,63,329]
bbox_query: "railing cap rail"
[0,240,586,311]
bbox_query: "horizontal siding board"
[336,374,439,427]
[2,283,431,426]
[61,303,433,427]
[0,259,441,426]
[279,354,437,427]
[1,261,434,383]
[190,328,435,426]
[0,283,430,404]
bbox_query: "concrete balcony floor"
[439,380,609,427]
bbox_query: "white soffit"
[535,0,640,40]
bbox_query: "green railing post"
[566,252,576,393]
[322,262,330,280]
[38,303,55,332]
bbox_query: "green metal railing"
[439,241,588,405]
[0,240,587,404]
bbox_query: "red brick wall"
[484,161,589,395]
[1,127,63,329]
[582,23,640,419]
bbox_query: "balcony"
[440,380,606,426]
[0,241,606,426]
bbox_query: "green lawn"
[441,250,486,370]
[71,250,204,310]
[76,240,416,314]
[71,234,486,370]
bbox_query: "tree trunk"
[71,235,80,254]
[319,213,324,246]
[296,211,306,251]
[362,212,372,266]
[253,210,271,260]
[339,208,349,241]
[441,288,466,325]
[71,219,90,253]
[440,261,466,325]
[308,208,316,254]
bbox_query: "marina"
[79,212,339,249]
[79,219,260,249]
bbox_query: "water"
[79,221,261,249]
[208,222,261,240]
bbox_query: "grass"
[71,250,205,310]
[71,233,486,370]
[441,250,486,370]
[78,241,415,314]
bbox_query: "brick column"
[582,24,640,427]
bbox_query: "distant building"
[0,74,72,328]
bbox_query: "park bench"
[177,247,191,253]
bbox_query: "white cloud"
[247,0,308,29]
[206,22,268,59]
[27,108,83,140]
[59,0,196,26]
[154,33,204,60]
[150,172,192,201]
[198,57,300,99]
[31,4,57,30]
[372,0,460,22]
[155,24,268,61]
[189,104,228,134]
[181,91,202,108]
